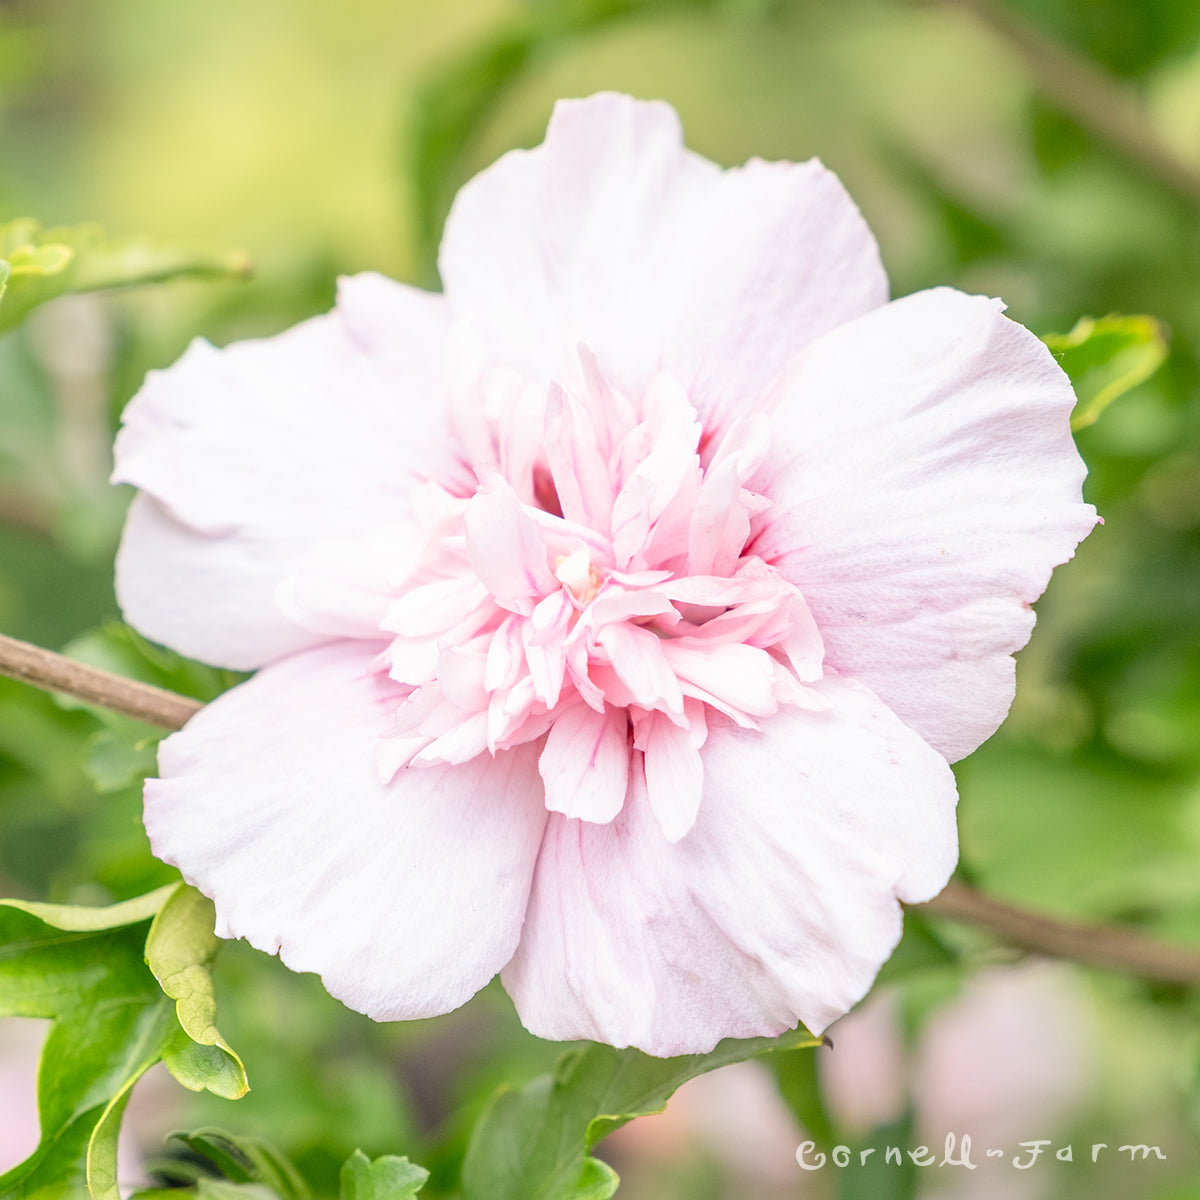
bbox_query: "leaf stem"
[914,879,1200,985]
[4,630,1199,985]
[0,631,201,729]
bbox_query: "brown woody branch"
[914,879,1200,985]
[0,631,200,729]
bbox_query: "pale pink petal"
[661,641,779,719]
[384,637,441,687]
[487,676,539,748]
[596,622,685,715]
[779,596,825,682]
[564,633,606,713]
[439,95,718,393]
[609,376,702,567]
[657,572,779,606]
[687,459,748,578]
[538,702,630,823]
[753,288,1098,760]
[463,485,557,609]
[638,706,707,843]
[113,282,455,669]
[585,587,679,629]
[146,642,547,1019]
[661,158,888,436]
[116,494,322,668]
[413,712,491,766]
[708,413,772,479]
[503,675,957,1054]
[382,577,488,639]
[278,525,425,640]
[440,94,886,433]
[484,613,524,692]
[523,591,571,707]
[544,385,614,533]
[432,645,488,711]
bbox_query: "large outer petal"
[145,642,548,1021]
[502,675,958,1055]
[752,288,1098,762]
[113,274,456,669]
[439,93,887,432]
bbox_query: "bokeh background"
[2,0,1200,1197]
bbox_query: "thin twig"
[926,0,1200,208]
[915,879,1200,985]
[4,628,1200,984]
[0,632,200,729]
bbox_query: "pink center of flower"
[303,349,827,841]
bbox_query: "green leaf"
[0,217,249,333]
[146,886,249,1099]
[1042,314,1169,432]
[0,900,174,1198]
[159,1130,310,1200]
[83,729,160,795]
[768,1042,838,1148]
[338,1150,429,1199]
[0,885,247,1197]
[834,1111,919,1200]
[460,1027,822,1200]
[86,1081,140,1200]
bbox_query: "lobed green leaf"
[338,1149,428,1200]
[1043,314,1169,432]
[146,886,249,1100]
[460,1026,821,1200]
[0,901,174,1198]
[0,885,248,1197]
[86,1082,140,1200]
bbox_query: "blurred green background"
[2,0,1200,1197]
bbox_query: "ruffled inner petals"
[278,348,825,837]
[539,703,631,823]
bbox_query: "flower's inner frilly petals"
[538,703,630,823]
[279,350,825,842]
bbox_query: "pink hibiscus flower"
[112,93,1096,1056]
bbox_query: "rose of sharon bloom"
[112,94,1096,1056]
